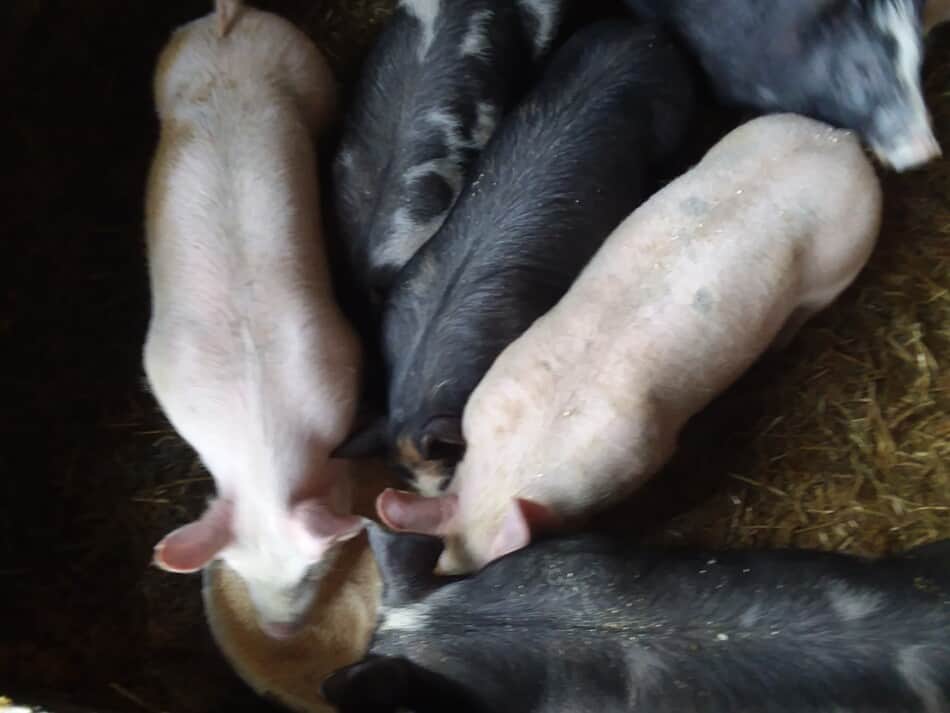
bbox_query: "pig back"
[536,115,879,421]
[696,114,882,290]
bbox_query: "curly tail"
[215,0,242,37]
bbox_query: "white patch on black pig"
[402,0,442,60]
[827,582,883,622]
[462,9,495,59]
[378,602,430,633]
[375,104,499,276]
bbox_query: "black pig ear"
[333,417,388,458]
[366,521,445,606]
[418,416,465,460]
[321,655,411,711]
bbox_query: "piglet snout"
[879,128,943,171]
[871,108,943,171]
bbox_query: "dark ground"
[1,1,948,712]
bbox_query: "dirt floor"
[1,1,948,711]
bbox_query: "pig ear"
[376,488,458,536]
[489,498,561,563]
[153,499,233,573]
[366,521,445,605]
[292,499,366,556]
[418,416,465,461]
[331,417,388,459]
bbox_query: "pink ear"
[153,499,233,573]
[489,498,560,563]
[292,499,366,554]
[376,488,458,536]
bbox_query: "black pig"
[324,524,950,713]
[621,0,941,171]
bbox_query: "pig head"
[627,0,941,170]
[798,0,939,170]
[154,481,365,638]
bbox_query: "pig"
[322,523,950,713]
[334,20,697,496]
[376,114,883,575]
[620,0,941,171]
[143,0,365,638]
[332,0,567,310]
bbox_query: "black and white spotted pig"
[335,20,696,495]
[323,524,950,713]
[621,0,941,171]
[332,0,566,309]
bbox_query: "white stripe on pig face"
[866,0,941,168]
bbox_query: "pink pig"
[143,0,363,637]
[378,114,883,575]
